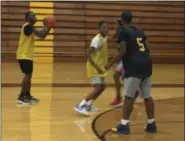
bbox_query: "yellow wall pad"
[30,2,54,63]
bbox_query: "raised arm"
[34,18,51,39]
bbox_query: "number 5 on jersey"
[136,38,145,52]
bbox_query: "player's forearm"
[106,54,121,69]
[34,27,50,39]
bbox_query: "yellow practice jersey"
[16,23,34,60]
[86,33,108,78]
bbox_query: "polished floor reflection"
[2,87,184,141]
[2,62,184,141]
[92,97,184,141]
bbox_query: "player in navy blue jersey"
[106,10,157,134]
[110,18,140,108]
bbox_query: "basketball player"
[111,19,140,108]
[75,21,108,116]
[106,11,157,134]
[17,11,51,105]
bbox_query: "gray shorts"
[124,77,151,99]
[90,77,104,85]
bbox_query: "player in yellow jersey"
[17,11,51,105]
[75,21,108,116]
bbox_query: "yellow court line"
[30,2,54,141]
[30,2,54,62]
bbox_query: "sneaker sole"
[17,100,31,107]
[111,102,123,108]
[74,108,90,116]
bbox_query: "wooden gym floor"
[2,62,184,141]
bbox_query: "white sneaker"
[74,105,90,116]
[86,105,99,112]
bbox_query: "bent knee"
[95,84,105,93]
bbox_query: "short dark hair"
[25,11,33,20]
[99,20,106,28]
[121,10,132,24]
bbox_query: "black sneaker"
[144,122,157,133]
[27,95,39,104]
[112,123,130,134]
[17,95,31,105]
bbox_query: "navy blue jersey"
[118,26,152,78]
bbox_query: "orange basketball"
[45,15,55,28]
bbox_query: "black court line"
[91,108,184,141]
[91,109,114,141]
[91,98,184,141]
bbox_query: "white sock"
[79,100,87,107]
[87,100,93,106]
[121,119,130,125]
[148,119,155,124]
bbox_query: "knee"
[100,84,105,92]
[97,85,105,93]
[124,96,135,103]
[125,96,134,100]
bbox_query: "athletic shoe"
[17,95,31,105]
[144,122,157,133]
[27,95,39,104]
[74,105,90,116]
[112,123,130,134]
[86,105,99,112]
[111,98,123,108]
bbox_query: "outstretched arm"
[34,18,51,39]
[23,18,51,39]
[105,41,126,70]
[105,29,128,70]
[34,27,50,39]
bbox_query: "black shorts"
[18,59,33,74]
